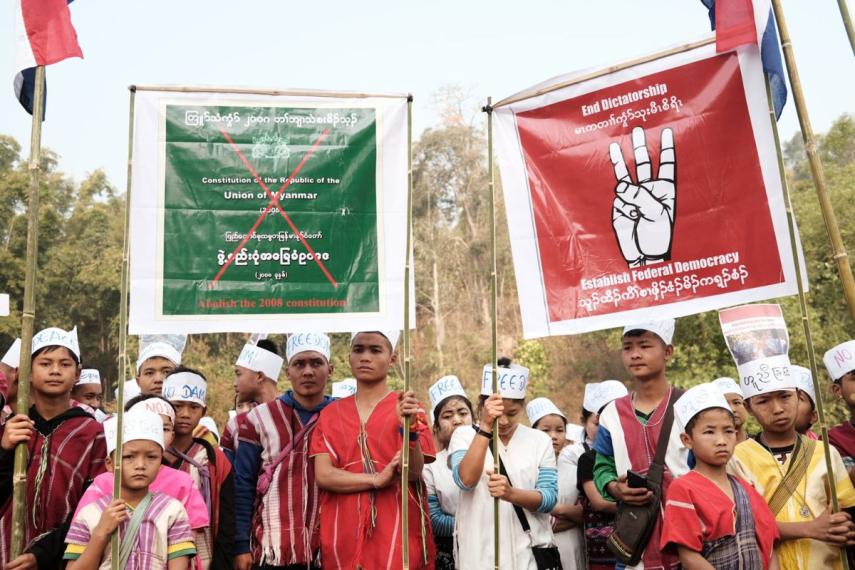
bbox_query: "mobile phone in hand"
[627,470,648,489]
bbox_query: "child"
[72,368,106,421]
[791,365,819,440]
[310,331,436,569]
[527,396,584,570]
[136,342,182,395]
[64,409,196,568]
[451,359,558,569]
[163,368,234,570]
[661,383,780,569]
[713,377,749,443]
[577,380,628,570]
[221,339,283,463]
[824,340,855,470]
[423,374,473,570]
[730,365,855,568]
[0,327,107,568]
[0,339,20,424]
[233,332,334,570]
[593,319,688,570]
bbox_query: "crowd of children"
[0,321,854,569]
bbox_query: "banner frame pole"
[764,76,848,569]
[771,0,855,322]
[10,64,46,560]
[130,85,409,100]
[400,94,414,570]
[484,97,501,570]
[836,0,855,56]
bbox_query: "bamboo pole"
[400,94,414,570]
[9,65,45,560]
[770,0,855,323]
[764,76,848,569]
[837,0,855,56]
[484,97,501,570]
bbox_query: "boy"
[136,342,182,395]
[713,376,750,442]
[163,368,234,570]
[72,369,105,421]
[0,327,107,568]
[662,383,780,569]
[64,409,196,569]
[824,340,855,470]
[222,339,284,463]
[730,365,855,568]
[593,319,687,570]
[310,331,436,569]
[791,365,819,439]
[233,332,334,570]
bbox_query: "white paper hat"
[162,371,207,406]
[481,364,530,399]
[428,375,468,412]
[128,396,176,424]
[77,369,101,386]
[136,342,182,373]
[790,365,816,406]
[115,379,142,402]
[675,383,733,430]
[1,339,20,368]
[526,397,566,426]
[622,319,676,345]
[32,327,80,360]
[738,355,798,399]
[331,378,357,398]
[565,423,585,441]
[236,343,284,381]
[105,409,165,455]
[199,416,220,440]
[712,377,742,397]
[824,340,855,382]
[350,331,400,351]
[286,333,331,363]
[583,380,629,413]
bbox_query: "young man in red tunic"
[233,333,334,570]
[310,331,436,570]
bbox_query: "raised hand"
[609,126,676,267]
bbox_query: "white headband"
[712,377,742,397]
[622,319,676,345]
[77,369,101,386]
[481,364,529,399]
[115,379,142,402]
[199,416,220,440]
[583,380,629,413]
[32,327,80,360]
[162,372,207,406]
[526,397,565,426]
[824,340,855,382]
[428,375,468,412]
[286,333,331,363]
[136,342,182,373]
[351,330,400,351]
[790,365,816,405]
[675,383,733,429]
[331,378,357,398]
[236,343,284,381]
[1,339,20,368]
[128,397,176,425]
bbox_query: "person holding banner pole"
[401,94,415,569]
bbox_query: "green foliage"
[515,339,550,398]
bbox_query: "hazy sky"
[1,0,853,189]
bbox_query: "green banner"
[162,104,379,316]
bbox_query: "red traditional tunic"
[830,422,855,465]
[309,392,436,570]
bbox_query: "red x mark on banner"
[211,127,338,289]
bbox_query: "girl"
[450,358,558,569]
[424,375,474,570]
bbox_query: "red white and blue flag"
[13,0,83,117]
[701,0,788,119]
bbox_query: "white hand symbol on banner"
[609,126,676,267]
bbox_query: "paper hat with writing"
[429,375,468,412]
[199,416,220,441]
[712,377,742,397]
[583,380,629,413]
[824,340,855,381]
[350,331,401,351]
[32,327,80,360]
[286,333,331,363]
[331,378,357,399]
[115,379,142,402]
[136,342,182,373]
[162,372,207,406]
[622,319,675,345]
[104,409,165,455]
[675,383,733,430]
[1,339,20,368]
[128,396,176,424]
[481,364,530,399]
[738,355,799,399]
[236,343,284,381]
[790,365,816,406]
[76,369,101,386]
[526,397,566,426]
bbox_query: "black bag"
[499,460,563,570]
[606,389,680,566]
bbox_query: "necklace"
[634,387,672,463]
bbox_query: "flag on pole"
[13,0,83,117]
[701,0,788,119]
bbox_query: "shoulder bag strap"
[118,492,154,567]
[498,456,533,533]
[256,413,319,494]
[648,388,681,484]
